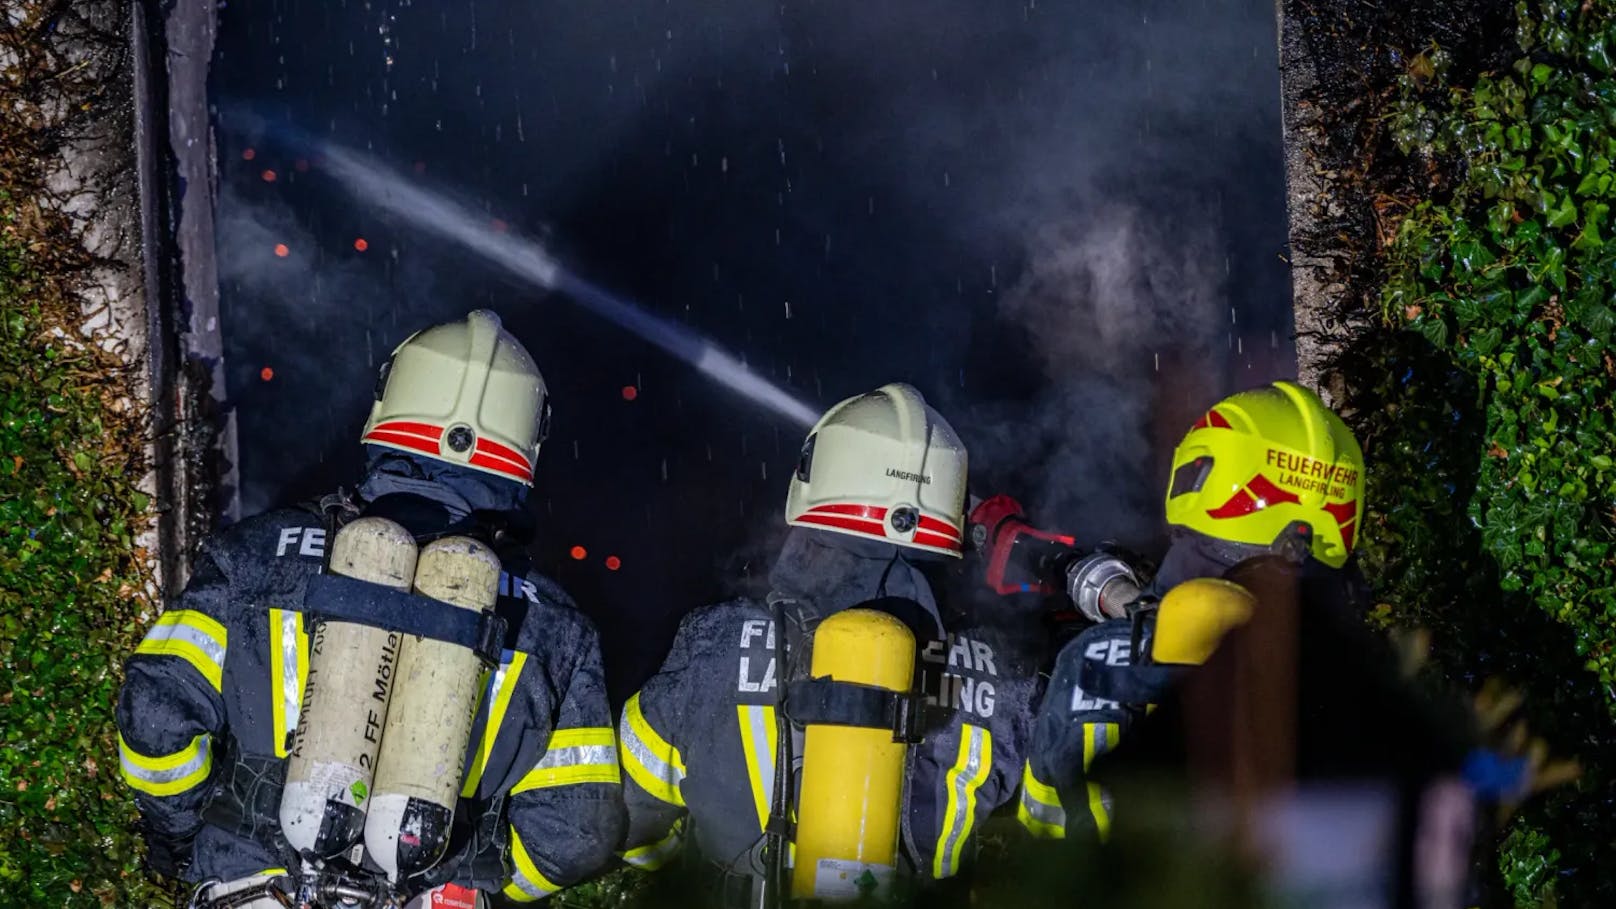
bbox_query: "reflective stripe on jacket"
[1020,619,1137,844]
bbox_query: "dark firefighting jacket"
[116,458,623,902]
[617,529,1040,885]
[1017,535,1369,842]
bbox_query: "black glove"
[142,825,196,879]
[419,797,509,893]
[486,889,530,909]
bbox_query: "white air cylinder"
[363,536,501,881]
[279,517,417,858]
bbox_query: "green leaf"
[1516,284,1550,315]
[1472,326,1505,355]
[1575,169,1613,197]
[1547,192,1579,227]
[1589,32,1615,74]
[1575,201,1609,250]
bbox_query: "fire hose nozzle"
[1065,551,1143,623]
[968,493,1082,596]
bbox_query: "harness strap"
[783,677,937,744]
[302,573,507,668]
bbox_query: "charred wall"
[137,0,237,594]
[1276,0,1516,409]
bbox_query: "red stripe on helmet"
[917,515,962,541]
[472,444,529,475]
[475,436,531,470]
[1206,488,1257,519]
[370,420,445,440]
[469,451,533,482]
[912,530,961,552]
[1322,500,1359,551]
[1191,408,1233,431]
[1245,474,1301,508]
[1338,520,1358,551]
[363,429,442,458]
[1207,473,1304,520]
[1321,500,1357,524]
[805,503,889,521]
[794,513,888,537]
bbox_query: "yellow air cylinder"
[791,608,916,901]
[1152,577,1257,666]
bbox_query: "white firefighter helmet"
[361,310,550,486]
[785,383,968,557]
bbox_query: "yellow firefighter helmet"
[785,383,968,557]
[1164,381,1364,569]
[361,310,550,486]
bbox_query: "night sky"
[211,0,1293,690]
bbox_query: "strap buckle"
[473,611,507,669]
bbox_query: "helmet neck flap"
[357,447,533,547]
[767,527,945,639]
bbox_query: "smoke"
[965,197,1229,546]
[212,0,1292,628]
[1000,204,1224,381]
[855,0,1294,549]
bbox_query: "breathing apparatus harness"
[744,566,950,909]
[195,490,519,909]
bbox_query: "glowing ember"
[294,158,310,173]
[569,545,587,560]
[621,385,638,401]
[490,218,509,233]
[273,243,290,257]
[260,367,274,381]
[261,169,277,183]
[353,238,369,252]
[605,556,622,571]
[241,148,256,161]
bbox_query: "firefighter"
[1016,380,1367,842]
[116,311,623,907]
[616,383,1040,904]
[1087,556,1480,909]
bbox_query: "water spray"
[314,143,821,428]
